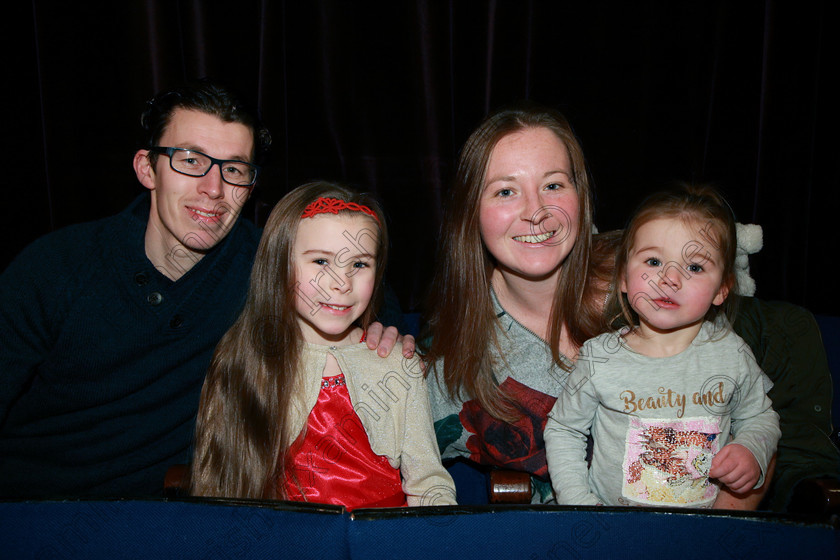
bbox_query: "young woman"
[425,103,611,502]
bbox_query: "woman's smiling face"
[479,126,580,283]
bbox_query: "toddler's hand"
[709,443,760,494]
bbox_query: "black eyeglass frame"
[149,146,260,187]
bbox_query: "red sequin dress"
[284,373,407,509]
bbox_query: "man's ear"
[133,150,156,191]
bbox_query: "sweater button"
[169,315,184,328]
[147,292,163,306]
[134,272,149,285]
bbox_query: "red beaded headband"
[301,197,381,225]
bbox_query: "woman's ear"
[133,150,156,191]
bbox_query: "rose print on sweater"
[459,378,556,478]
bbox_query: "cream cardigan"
[289,341,457,506]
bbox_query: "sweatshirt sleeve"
[544,341,602,506]
[726,339,781,488]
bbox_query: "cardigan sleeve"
[399,354,457,506]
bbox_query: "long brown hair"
[425,102,607,420]
[188,181,388,499]
[610,183,738,331]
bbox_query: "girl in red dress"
[189,182,455,509]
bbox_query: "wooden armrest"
[488,469,532,503]
[164,464,187,498]
[788,477,840,515]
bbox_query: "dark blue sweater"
[0,194,260,498]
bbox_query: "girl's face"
[620,217,729,336]
[294,213,379,345]
[478,127,580,284]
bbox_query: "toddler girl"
[189,181,456,509]
[545,185,780,508]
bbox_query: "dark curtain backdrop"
[5,1,839,315]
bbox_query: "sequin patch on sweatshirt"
[622,416,721,505]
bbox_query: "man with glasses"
[0,81,262,498]
[0,80,271,498]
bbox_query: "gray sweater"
[429,289,572,502]
[545,322,780,507]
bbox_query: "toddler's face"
[621,217,728,334]
[293,213,379,345]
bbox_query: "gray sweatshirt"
[545,322,780,507]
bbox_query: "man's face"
[134,108,254,278]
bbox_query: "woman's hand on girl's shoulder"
[366,322,416,358]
